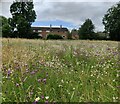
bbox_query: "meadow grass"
[2,38,119,102]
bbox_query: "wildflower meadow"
[2,38,119,103]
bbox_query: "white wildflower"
[35,97,40,102]
[45,96,49,100]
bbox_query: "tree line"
[69,19,110,40]
[0,0,120,41]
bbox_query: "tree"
[103,2,120,41]
[0,16,12,37]
[71,29,78,34]
[67,30,72,39]
[95,31,110,40]
[78,19,95,40]
[9,0,36,38]
[70,29,79,39]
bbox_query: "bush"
[94,32,110,40]
[27,32,42,39]
[47,34,63,40]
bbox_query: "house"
[31,25,69,39]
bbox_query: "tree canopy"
[103,2,120,41]
[0,16,11,37]
[9,1,36,38]
[78,19,95,40]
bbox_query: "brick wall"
[32,27,68,39]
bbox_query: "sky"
[0,0,119,31]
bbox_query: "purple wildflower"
[43,78,47,84]
[45,100,49,104]
[113,52,118,56]
[32,101,37,104]
[41,95,44,99]
[31,71,35,75]
[16,83,19,87]
[7,69,11,76]
[37,79,41,83]
[30,92,33,95]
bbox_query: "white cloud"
[34,2,117,31]
[32,0,120,2]
[0,0,119,2]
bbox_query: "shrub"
[94,32,110,40]
[26,32,42,39]
[47,34,63,40]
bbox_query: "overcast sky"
[0,0,119,31]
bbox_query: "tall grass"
[2,38,119,102]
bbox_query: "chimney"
[50,24,52,31]
[50,24,52,28]
[60,25,62,29]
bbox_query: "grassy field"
[2,38,119,102]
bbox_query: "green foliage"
[71,29,78,33]
[95,32,110,40]
[9,1,36,38]
[0,16,12,37]
[47,34,63,40]
[70,29,78,39]
[28,32,41,39]
[67,31,72,39]
[78,19,95,40]
[103,2,120,41]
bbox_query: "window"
[38,30,42,32]
[46,30,50,32]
